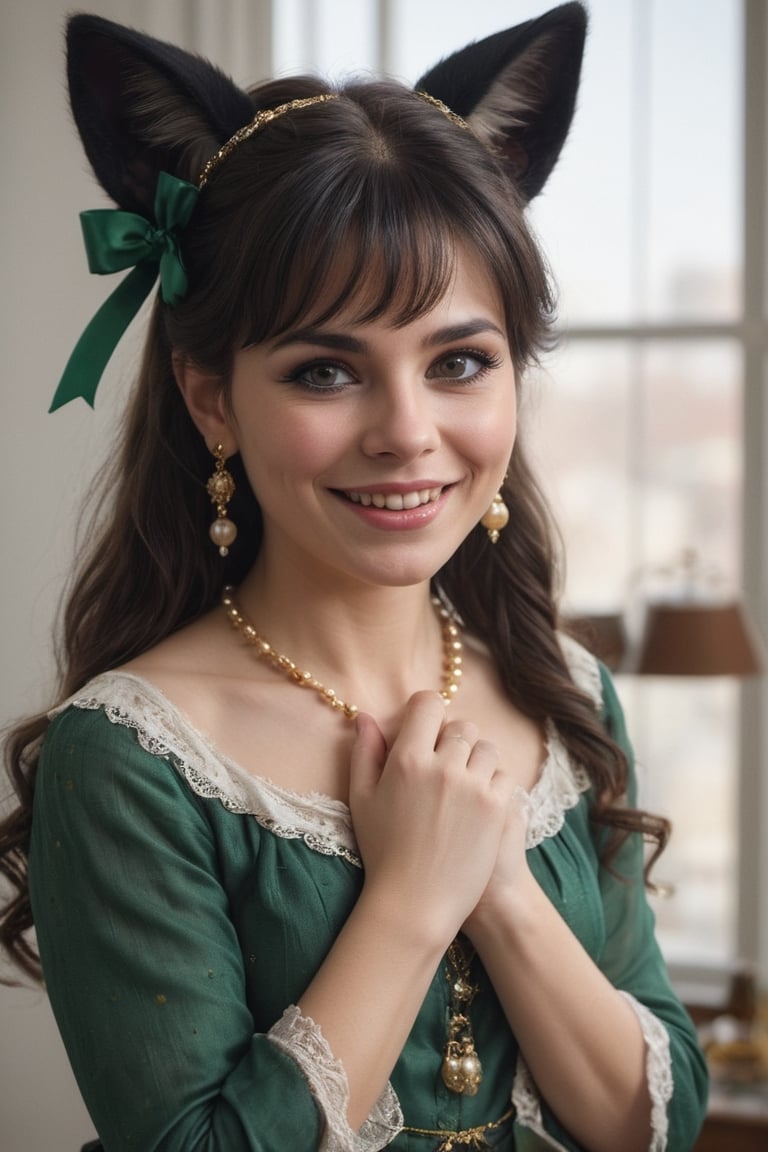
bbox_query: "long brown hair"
[1,77,667,981]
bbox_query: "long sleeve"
[595,667,709,1149]
[511,658,709,1152]
[29,705,328,1151]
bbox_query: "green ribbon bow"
[49,171,199,412]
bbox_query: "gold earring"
[480,491,509,544]
[206,444,237,556]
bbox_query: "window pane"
[645,0,742,321]
[529,0,635,323]
[528,339,743,610]
[638,342,743,581]
[525,343,635,610]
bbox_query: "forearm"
[467,871,653,1152]
[299,884,449,1131]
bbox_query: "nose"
[360,378,441,461]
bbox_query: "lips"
[343,486,443,510]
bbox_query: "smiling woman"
[0,5,707,1152]
[172,249,517,600]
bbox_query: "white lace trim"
[620,991,673,1151]
[558,631,604,707]
[511,994,673,1152]
[52,633,601,861]
[53,673,362,866]
[511,1056,568,1150]
[267,1005,403,1151]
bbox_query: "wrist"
[356,878,458,959]
[463,866,542,946]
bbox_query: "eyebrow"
[269,319,506,354]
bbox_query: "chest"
[210,674,546,802]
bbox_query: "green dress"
[28,638,708,1151]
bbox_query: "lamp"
[636,601,763,677]
[632,550,764,677]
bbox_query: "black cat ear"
[415,2,587,201]
[66,14,256,216]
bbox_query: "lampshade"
[635,601,763,677]
[565,613,627,672]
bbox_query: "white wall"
[0,3,270,1148]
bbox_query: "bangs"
[172,79,555,374]
[239,165,463,346]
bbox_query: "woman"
[0,4,707,1150]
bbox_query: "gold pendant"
[442,936,483,1096]
[441,1035,483,1095]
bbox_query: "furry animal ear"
[415,2,587,201]
[66,14,256,217]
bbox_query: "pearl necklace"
[221,585,463,717]
[220,584,482,1096]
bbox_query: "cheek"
[461,393,517,465]
[234,407,346,497]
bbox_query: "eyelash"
[281,348,504,394]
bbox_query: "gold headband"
[198,89,469,189]
[198,94,340,188]
[415,91,470,132]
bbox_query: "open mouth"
[342,486,443,511]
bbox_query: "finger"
[466,737,501,776]
[387,690,450,758]
[438,720,480,755]
[350,712,388,798]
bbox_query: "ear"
[415,2,587,201]
[66,14,256,217]
[172,353,237,456]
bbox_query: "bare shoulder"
[120,609,354,799]
[120,610,233,713]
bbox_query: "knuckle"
[471,738,500,763]
[443,720,479,745]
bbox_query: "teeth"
[346,487,441,510]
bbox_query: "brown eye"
[307,364,344,387]
[427,350,496,382]
[287,361,357,392]
[439,355,471,378]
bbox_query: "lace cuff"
[267,1005,403,1151]
[511,1056,567,1150]
[620,992,673,1151]
[512,995,673,1152]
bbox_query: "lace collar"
[51,634,602,867]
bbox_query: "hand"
[463,783,533,940]
[349,691,511,944]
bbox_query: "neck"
[231,564,453,721]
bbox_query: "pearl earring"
[206,444,237,556]
[480,490,509,544]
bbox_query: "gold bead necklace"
[221,585,463,718]
[220,584,482,1096]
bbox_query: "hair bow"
[49,171,199,412]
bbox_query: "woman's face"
[227,245,517,592]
